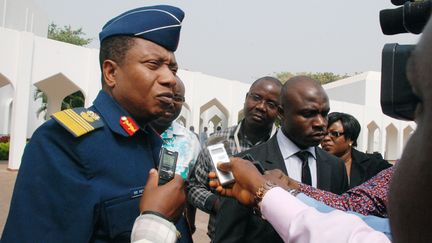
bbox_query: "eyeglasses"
[325,131,345,138]
[173,95,185,103]
[247,93,278,110]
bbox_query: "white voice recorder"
[207,143,235,186]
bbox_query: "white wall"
[323,73,416,160]
[0,0,48,37]
[0,26,416,169]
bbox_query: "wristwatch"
[254,180,277,205]
[287,188,301,197]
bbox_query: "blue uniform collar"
[93,90,154,137]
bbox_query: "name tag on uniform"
[130,187,144,198]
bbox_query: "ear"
[102,60,118,88]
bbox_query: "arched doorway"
[385,124,398,161]
[199,98,229,133]
[367,121,380,153]
[402,125,414,148]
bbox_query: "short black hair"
[99,36,136,71]
[250,76,282,90]
[328,112,361,147]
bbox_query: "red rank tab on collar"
[120,116,139,136]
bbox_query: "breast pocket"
[100,187,143,241]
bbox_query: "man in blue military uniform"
[1,5,192,243]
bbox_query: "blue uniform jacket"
[1,91,191,243]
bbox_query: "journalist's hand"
[264,169,300,190]
[209,157,266,205]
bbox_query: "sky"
[33,0,419,83]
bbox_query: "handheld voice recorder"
[207,143,235,186]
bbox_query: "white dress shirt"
[276,131,317,188]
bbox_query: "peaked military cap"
[99,5,184,52]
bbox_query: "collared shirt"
[160,122,201,180]
[187,120,276,239]
[297,194,391,239]
[298,166,393,217]
[261,187,390,243]
[276,131,318,188]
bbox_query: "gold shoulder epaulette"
[51,108,104,137]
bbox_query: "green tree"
[47,23,92,46]
[275,72,295,83]
[61,91,85,110]
[34,89,48,119]
[275,71,350,85]
[35,23,92,119]
[308,72,350,85]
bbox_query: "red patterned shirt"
[299,166,394,217]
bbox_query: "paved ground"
[0,161,16,239]
[0,161,210,242]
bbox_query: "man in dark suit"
[214,76,348,243]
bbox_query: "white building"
[0,0,415,170]
[323,72,415,161]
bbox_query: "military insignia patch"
[80,110,100,122]
[120,116,139,136]
[51,108,104,137]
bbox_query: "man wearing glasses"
[150,76,200,181]
[187,76,282,241]
[214,76,348,243]
[150,76,201,235]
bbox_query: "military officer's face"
[106,38,178,123]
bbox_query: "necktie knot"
[295,150,312,186]
[296,151,310,166]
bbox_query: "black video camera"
[379,0,431,120]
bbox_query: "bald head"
[278,75,329,149]
[388,17,432,243]
[280,76,326,107]
[175,76,185,97]
[406,20,432,105]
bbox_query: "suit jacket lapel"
[260,135,288,175]
[315,147,332,191]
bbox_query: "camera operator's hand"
[264,169,300,190]
[140,169,186,222]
